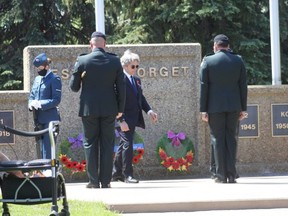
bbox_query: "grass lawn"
[1,200,121,216]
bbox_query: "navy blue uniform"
[29,71,62,159]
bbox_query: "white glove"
[29,100,42,110]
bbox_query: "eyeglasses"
[131,65,139,69]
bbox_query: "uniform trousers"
[39,122,51,159]
[82,115,115,185]
[208,112,239,180]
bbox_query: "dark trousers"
[82,115,115,185]
[208,112,239,180]
[113,125,136,178]
[210,139,216,177]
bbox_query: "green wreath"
[156,130,195,171]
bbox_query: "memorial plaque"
[0,110,15,144]
[239,105,259,138]
[271,104,288,137]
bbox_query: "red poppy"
[136,80,141,87]
[167,157,175,163]
[59,154,70,164]
[71,161,79,168]
[177,157,184,165]
[132,156,140,164]
[163,160,171,168]
[186,155,193,163]
[76,163,86,172]
[65,161,73,168]
[172,161,180,170]
[137,148,144,155]
[81,160,86,165]
[159,151,167,160]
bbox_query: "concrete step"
[65,176,288,213]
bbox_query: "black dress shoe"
[101,183,111,188]
[86,182,100,189]
[228,176,237,183]
[112,175,125,182]
[214,177,227,183]
[125,176,139,183]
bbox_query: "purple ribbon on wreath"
[68,133,84,149]
[167,130,186,147]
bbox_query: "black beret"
[213,34,229,44]
[91,31,106,40]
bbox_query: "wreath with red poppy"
[59,133,86,173]
[156,130,195,171]
[132,147,144,165]
[59,154,86,173]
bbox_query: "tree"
[105,0,283,85]
[0,0,288,89]
[0,0,95,90]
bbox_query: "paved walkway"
[123,209,288,216]
[65,175,288,215]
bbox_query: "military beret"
[213,34,229,44]
[91,31,106,40]
[33,53,48,67]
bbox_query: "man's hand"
[116,112,123,119]
[201,112,208,122]
[148,111,158,123]
[239,111,246,121]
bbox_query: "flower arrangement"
[132,144,144,165]
[114,130,144,165]
[156,130,195,171]
[59,133,86,173]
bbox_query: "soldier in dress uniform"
[29,53,62,159]
[200,34,247,183]
[69,32,126,189]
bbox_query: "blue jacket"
[122,75,151,129]
[29,71,62,124]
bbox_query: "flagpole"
[269,0,281,85]
[95,0,105,33]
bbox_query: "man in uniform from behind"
[200,34,247,184]
[69,32,126,188]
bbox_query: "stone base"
[134,163,288,180]
[60,169,88,183]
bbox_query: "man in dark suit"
[112,50,157,183]
[69,32,126,189]
[200,34,247,183]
